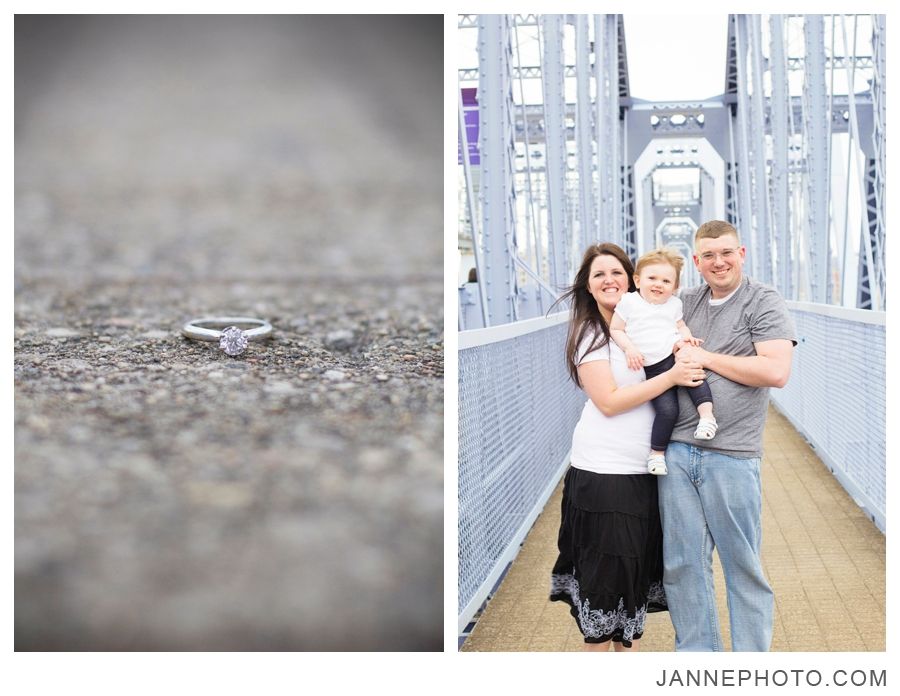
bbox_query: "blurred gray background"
[14,15,443,650]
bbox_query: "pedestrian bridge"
[456,14,886,649]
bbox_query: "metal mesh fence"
[770,305,885,530]
[458,318,584,622]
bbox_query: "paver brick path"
[460,407,885,652]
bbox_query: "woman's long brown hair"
[550,243,636,387]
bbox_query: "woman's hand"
[579,352,705,418]
[668,358,706,387]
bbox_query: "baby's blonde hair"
[635,247,685,291]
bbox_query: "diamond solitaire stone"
[219,326,249,356]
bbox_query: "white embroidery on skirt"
[646,580,666,605]
[551,573,664,641]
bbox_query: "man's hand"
[675,343,708,366]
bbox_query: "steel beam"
[622,109,636,259]
[611,14,624,224]
[733,16,756,273]
[787,54,873,71]
[574,15,594,250]
[641,175,655,253]
[595,14,621,248]
[616,17,630,98]
[769,15,792,299]
[478,15,518,325]
[748,16,772,284]
[458,90,489,328]
[458,65,577,81]
[541,15,570,293]
[700,169,716,226]
[870,14,886,308]
[858,158,877,309]
[482,96,868,148]
[462,57,874,81]
[802,15,830,304]
[460,14,539,29]
[622,165,637,259]
[838,14,880,311]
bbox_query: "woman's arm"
[577,357,705,417]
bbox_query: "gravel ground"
[14,15,443,651]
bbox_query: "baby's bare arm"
[610,313,636,351]
[610,313,645,369]
[676,319,703,347]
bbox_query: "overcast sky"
[623,14,728,101]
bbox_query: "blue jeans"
[658,442,773,651]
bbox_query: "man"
[660,220,796,651]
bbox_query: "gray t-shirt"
[670,276,797,458]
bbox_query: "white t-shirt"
[613,291,683,365]
[569,329,654,475]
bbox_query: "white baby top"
[614,291,683,365]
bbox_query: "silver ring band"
[181,317,273,342]
[182,316,273,356]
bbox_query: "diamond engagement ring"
[181,317,273,356]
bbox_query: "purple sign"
[458,87,480,165]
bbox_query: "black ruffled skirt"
[550,466,667,646]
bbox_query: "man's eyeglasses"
[698,249,739,263]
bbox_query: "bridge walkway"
[460,406,885,652]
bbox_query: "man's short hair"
[695,220,741,244]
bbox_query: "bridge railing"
[457,313,583,632]
[770,302,886,531]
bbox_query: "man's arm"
[676,338,793,388]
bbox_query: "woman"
[549,243,705,651]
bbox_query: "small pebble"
[45,328,81,338]
[325,329,356,351]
